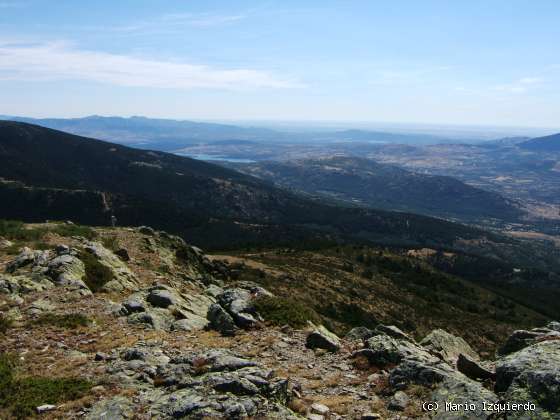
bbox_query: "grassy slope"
[214,245,549,355]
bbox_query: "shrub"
[32,313,91,329]
[79,251,114,292]
[0,314,12,335]
[0,355,92,419]
[0,220,44,241]
[254,296,319,328]
[50,224,97,240]
[101,235,119,251]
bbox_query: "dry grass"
[309,395,355,415]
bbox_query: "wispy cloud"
[106,12,247,35]
[492,77,543,94]
[161,13,246,28]
[0,41,303,90]
[368,65,454,86]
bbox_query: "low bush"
[254,295,319,328]
[0,314,12,335]
[50,224,97,240]
[0,354,92,419]
[0,220,44,241]
[32,313,91,329]
[101,235,119,251]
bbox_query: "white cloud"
[518,77,542,85]
[0,41,303,90]
[491,77,544,94]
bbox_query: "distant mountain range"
[0,120,525,253]
[0,120,559,272]
[224,156,523,222]
[0,115,464,150]
[520,133,560,152]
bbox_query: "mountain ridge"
[224,156,523,222]
[520,132,560,151]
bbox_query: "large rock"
[104,345,295,419]
[6,247,43,273]
[0,274,54,295]
[496,340,560,415]
[215,287,267,329]
[375,325,413,341]
[456,354,495,381]
[420,329,479,365]
[207,303,237,336]
[430,377,498,419]
[127,309,172,331]
[355,334,434,367]
[47,254,89,291]
[146,288,177,308]
[121,285,213,332]
[345,326,374,341]
[82,242,138,292]
[306,325,341,352]
[498,326,560,356]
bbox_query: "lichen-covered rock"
[356,334,433,367]
[6,247,41,273]
[82,241,138,292]
[86,396,134,420]
[345,326,375,341]
[0,238,13,249]
[420,329,479,365]
[47,254,89,291]
[0,274,54,295]
[496,340,560,415]
[121,285,213,332]
[127,309,172,331]
[375,325,413,342]
[306,325,341,352]
[388,390,409,411]
[498,327,560,356]
[104,346,294,420]
[431,377,498,419]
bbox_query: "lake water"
[175,153,256,163]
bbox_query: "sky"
[1,0,560,128]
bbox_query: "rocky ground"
[0,223,559,419]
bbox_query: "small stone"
[146,289,175,308]
[36,404,56,413]
[361,413,381,420]
[310,403,330,416]
[306,325,341,352]
[388,391,409,411]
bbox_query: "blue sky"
[1,0,559,127]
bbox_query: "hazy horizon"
[1,1,560,127]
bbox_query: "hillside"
[0,121,502,252]
[226,156,522,222]
[520,132,560,152]
[0,223,558,419]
